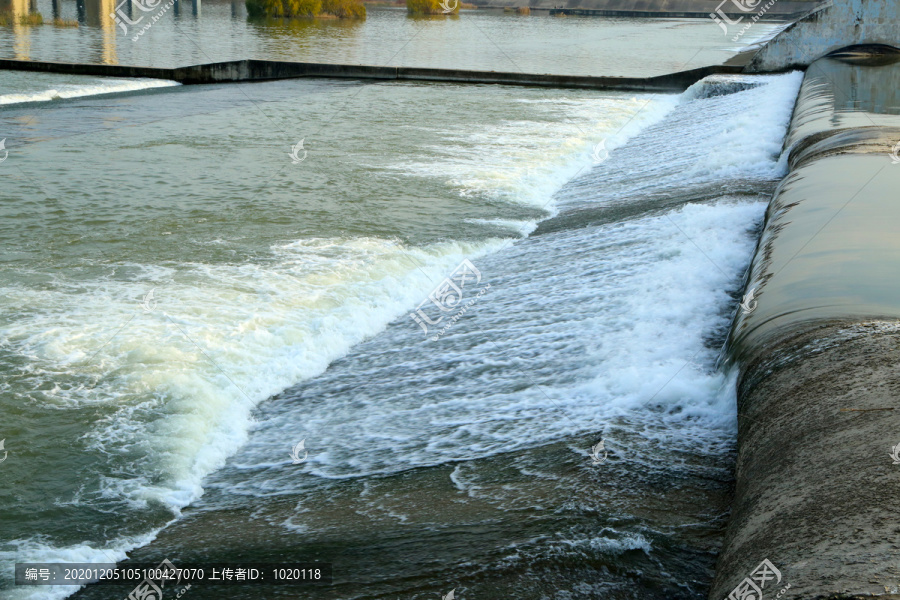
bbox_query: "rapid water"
[0,71,180,105]
[0,0,805,591]
[0,64,803,599]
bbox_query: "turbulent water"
[1,10,802,599]
[0,72,181,105]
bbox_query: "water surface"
[0,5,802,598]
[0,69,803,599]
[0,2,780,75]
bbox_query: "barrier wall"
[711,50,900,600]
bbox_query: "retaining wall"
[711,49,900,600]
[748,0,900,71]
[467,0,818,17]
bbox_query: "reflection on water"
[1,0,36,59]
[728,55,900,364]
[83,0,117,63]
[0,0,36,17]
[0,1,774,74]
[2,0,121,62]
[785,56,900,158]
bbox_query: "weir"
[0,57,747,91]
[711,46,900,600]
[2,2,898,596]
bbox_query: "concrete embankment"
[0,57,748,91]
[467,0,818,19]
[711,49,900,599]
[747,0,900,71]
[0,59,743,92]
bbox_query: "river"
[0,6,797,600]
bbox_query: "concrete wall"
[712,51,900,600]
[466,0,817,17]
[748,0,900,71]
[0,57,746,91]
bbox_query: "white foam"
[556,533,652,555]
[497,531,652,570]
[387,93,679,216]
[0,78,180,106]
[0,532,160,600]
[682,71,804,181]
[0,237,508,515]
[223,198,767,484]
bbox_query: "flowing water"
[1,8,800,600]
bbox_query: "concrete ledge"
[0,58,178,80]
[713,322,900,600]
[0,58,746,91]
[468,0,819,18]
[747,0,900,72]
[715,47,900,600]
[545,8,801,18]
[782,52,900,169]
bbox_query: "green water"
[0,3,778,75]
